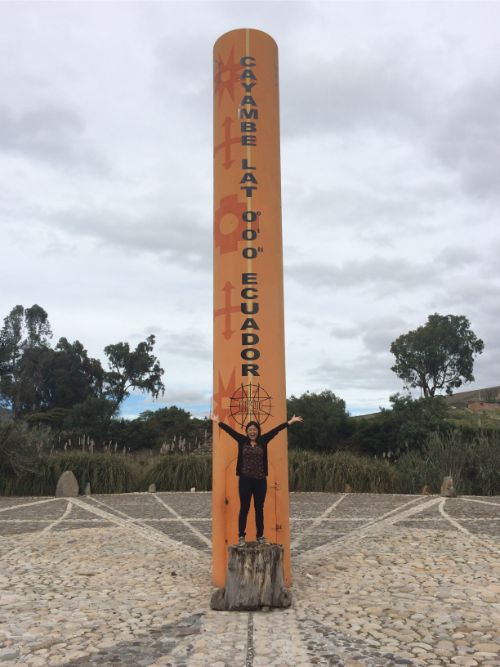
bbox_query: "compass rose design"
[229,382,273,427]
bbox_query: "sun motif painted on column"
[214,47,243,107]
[213,370,237,423]
[214,194,246,254]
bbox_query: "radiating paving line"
[438,498,472,535]
[438,498,499,555]
[0,497,59,513]
[86,495,211,548]
[69,498,207,556]
[458,497,500,508]
[186,610,248,667]
[350,494,431,532]
[85,495,208,549]
[246,612,254,667]
[0,518,104,524]
[152,493,212,548]
[291,494,346,549]
[252,607,312,666]
[40,500,72,534]
[300,496,442,561]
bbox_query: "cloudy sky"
[1,1,499,418]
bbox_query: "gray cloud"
[432,77,500,199]
[286,185,437,234]
[307,354,398,392]
[48,205,211,267]
[330,324,359,340]
[360,316,408,355]
[281,44,431,139]
[160,331,210,361]
[0,105,108,172]
[287,256,439,291]
[147,388,209,405]
[436,247,481,269]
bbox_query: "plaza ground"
[0,492,499,666]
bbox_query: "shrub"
[0,449,142,496]
[145,454,211,491]
[395,430,500,495]
[288,450,398,493]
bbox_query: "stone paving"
[0,492,499,666]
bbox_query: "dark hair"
[245,421,261,437]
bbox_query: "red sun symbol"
[214,47,243,108]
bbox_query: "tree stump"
[210,543,291,611]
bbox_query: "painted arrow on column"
[214,281,240,340]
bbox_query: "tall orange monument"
[212,29,290,587]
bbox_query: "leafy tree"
[0,305,52,418]
[64,397,117,442]
[351,393,451,457]
[104,335,165,409]
[2,338,104,417]
[104,406,207,452]
[390,313,484,397]
[43,338,104,409]
[286,390,351,451]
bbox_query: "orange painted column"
[212,29,290,587]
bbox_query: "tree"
[0,305,52,418]
[286,390,351,451]
[43,338,104,409]
[351,393,452,458]
[390,313,484,397]
[104,335,165,409]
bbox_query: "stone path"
[0,492,499,666]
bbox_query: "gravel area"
[0,492,499,666]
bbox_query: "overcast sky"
[1,1,499,418]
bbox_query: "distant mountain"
[443,386,500,408]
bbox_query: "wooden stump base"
[210,543,291,611]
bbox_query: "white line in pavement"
[68,498,204,554]
[0,518,104,524]
[438,498,472,535]
[301,497,442,560]
[152,494,212,548]
[291,494,346,549]
[355,495,433,532]
[41,500,72,534]
[252,607,312,665]
[86,495,211,549]
[0,498,59,513]
[86,494,212,551]
[458,497,500,507]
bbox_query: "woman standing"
[211,414,303,546]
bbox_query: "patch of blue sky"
[119,393,210,420]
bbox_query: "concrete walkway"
[0,492,499,666]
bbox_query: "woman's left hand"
[288,415,303,425]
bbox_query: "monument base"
[210,542,291,611]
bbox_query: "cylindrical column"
[212,29,290,586]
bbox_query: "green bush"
[288,450,398,492]
[395,430,500,495]
[145,454,211,491]
[0,421,51,495]
[0,450,142,496]
[2,427,499,496]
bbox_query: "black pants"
[238,475,267,538]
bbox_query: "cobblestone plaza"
[1,492,499,666]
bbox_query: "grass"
[1,426,499,496]
[0,452,141,496]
